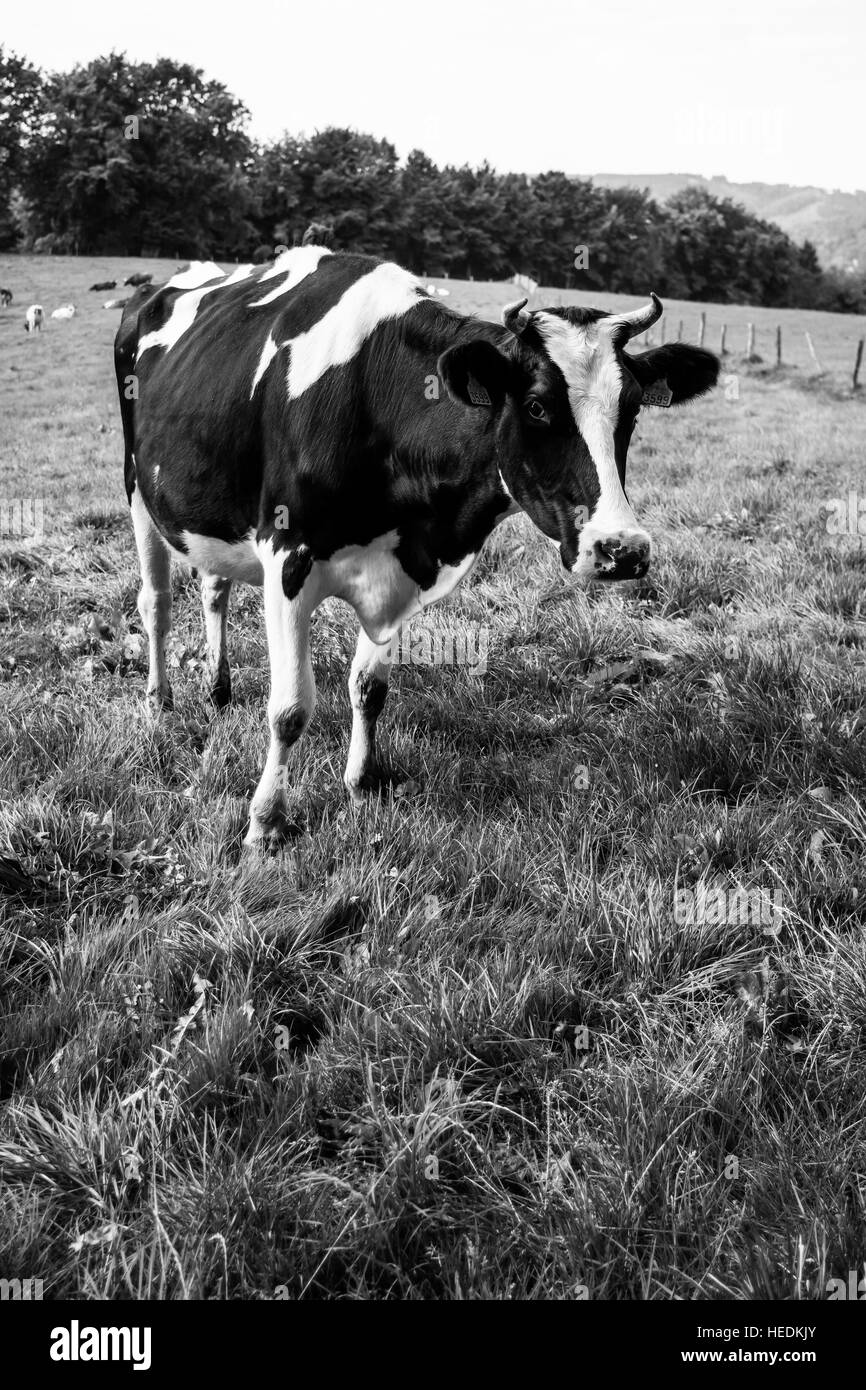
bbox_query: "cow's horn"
[502,297,532,336]
[607,292,663,340]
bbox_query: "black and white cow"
[116,250,718,847]
[25,304,44,333]
[0,287,12,308]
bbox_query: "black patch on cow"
[281,545,313,600]
[274,707,307,746]
[355,671,388,720]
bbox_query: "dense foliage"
[2,48,864,312]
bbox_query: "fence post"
[746,324,755,358]
[776,326,782,367]
[697,312,706,347]
[720,325,727,354]
[805,332,824,376]
[853,338,864,390]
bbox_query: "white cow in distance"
[25,305,44,333]
[51,304,76,320]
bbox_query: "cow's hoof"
[243,811,299,854]
[344,767,403,805]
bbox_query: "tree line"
[2,49,864,313]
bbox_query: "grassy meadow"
[1,254,865,1300]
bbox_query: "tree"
[0,47,43,248]
[660,186,817,307]
[251,128,399,254]
[393,149,454,275]
[21,53,256,256]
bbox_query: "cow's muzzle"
[591,529,651,581]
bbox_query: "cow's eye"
[526,398,549,423]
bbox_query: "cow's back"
[115,250,425,547]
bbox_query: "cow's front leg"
[200,574,232,707]
[344,626,392,804]
[245,546,318,849]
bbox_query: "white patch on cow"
[323,529,476,644]
[248,245,331,305]
[250,334,282,398]
[287,262,422,399]
[495,470,521,520]
[534,313,649,578]
[418,552,477,606]
[323,530,413,643]
[165,260,225,290]
[136,264,255,360]
[170,529,262,585]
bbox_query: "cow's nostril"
[596,535,625,561]
[593,533,651,580]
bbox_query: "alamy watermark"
[379,624,489,676]
[826,1268,866,1299]
[0,497,44,539]
[823,491,866,536]
[674,881,783,934]
[0,1276,43,1300]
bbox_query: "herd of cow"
[0,270,155,332]
[114,246,720,848]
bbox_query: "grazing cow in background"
[90,280,117,292]
[116,251,718,848]
[51,304,76,320]
[124,272,153,288]
[25,305,44,333]
[0,288,12,308]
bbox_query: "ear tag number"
[466,376,491,406]
[642,379,673,408]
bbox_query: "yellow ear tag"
[466,376,491,406]
[642,379,673,407]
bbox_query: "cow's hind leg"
[131,489,173,711]
[245,545,318,850]
[344,626,392,804]
[201,574,232,707]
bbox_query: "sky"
[5,0,864,193]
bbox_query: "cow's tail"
[113,287,154,502]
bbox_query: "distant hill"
[588,173,866,272]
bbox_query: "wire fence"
[632,311,864,388]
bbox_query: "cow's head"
[438,296,719,581]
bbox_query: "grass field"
[1,254,865,1300]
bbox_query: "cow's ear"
[625,344,720,405]
[438,340,515,409]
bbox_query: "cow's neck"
[384,305,515,549]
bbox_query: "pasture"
[1,254,865,1300]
